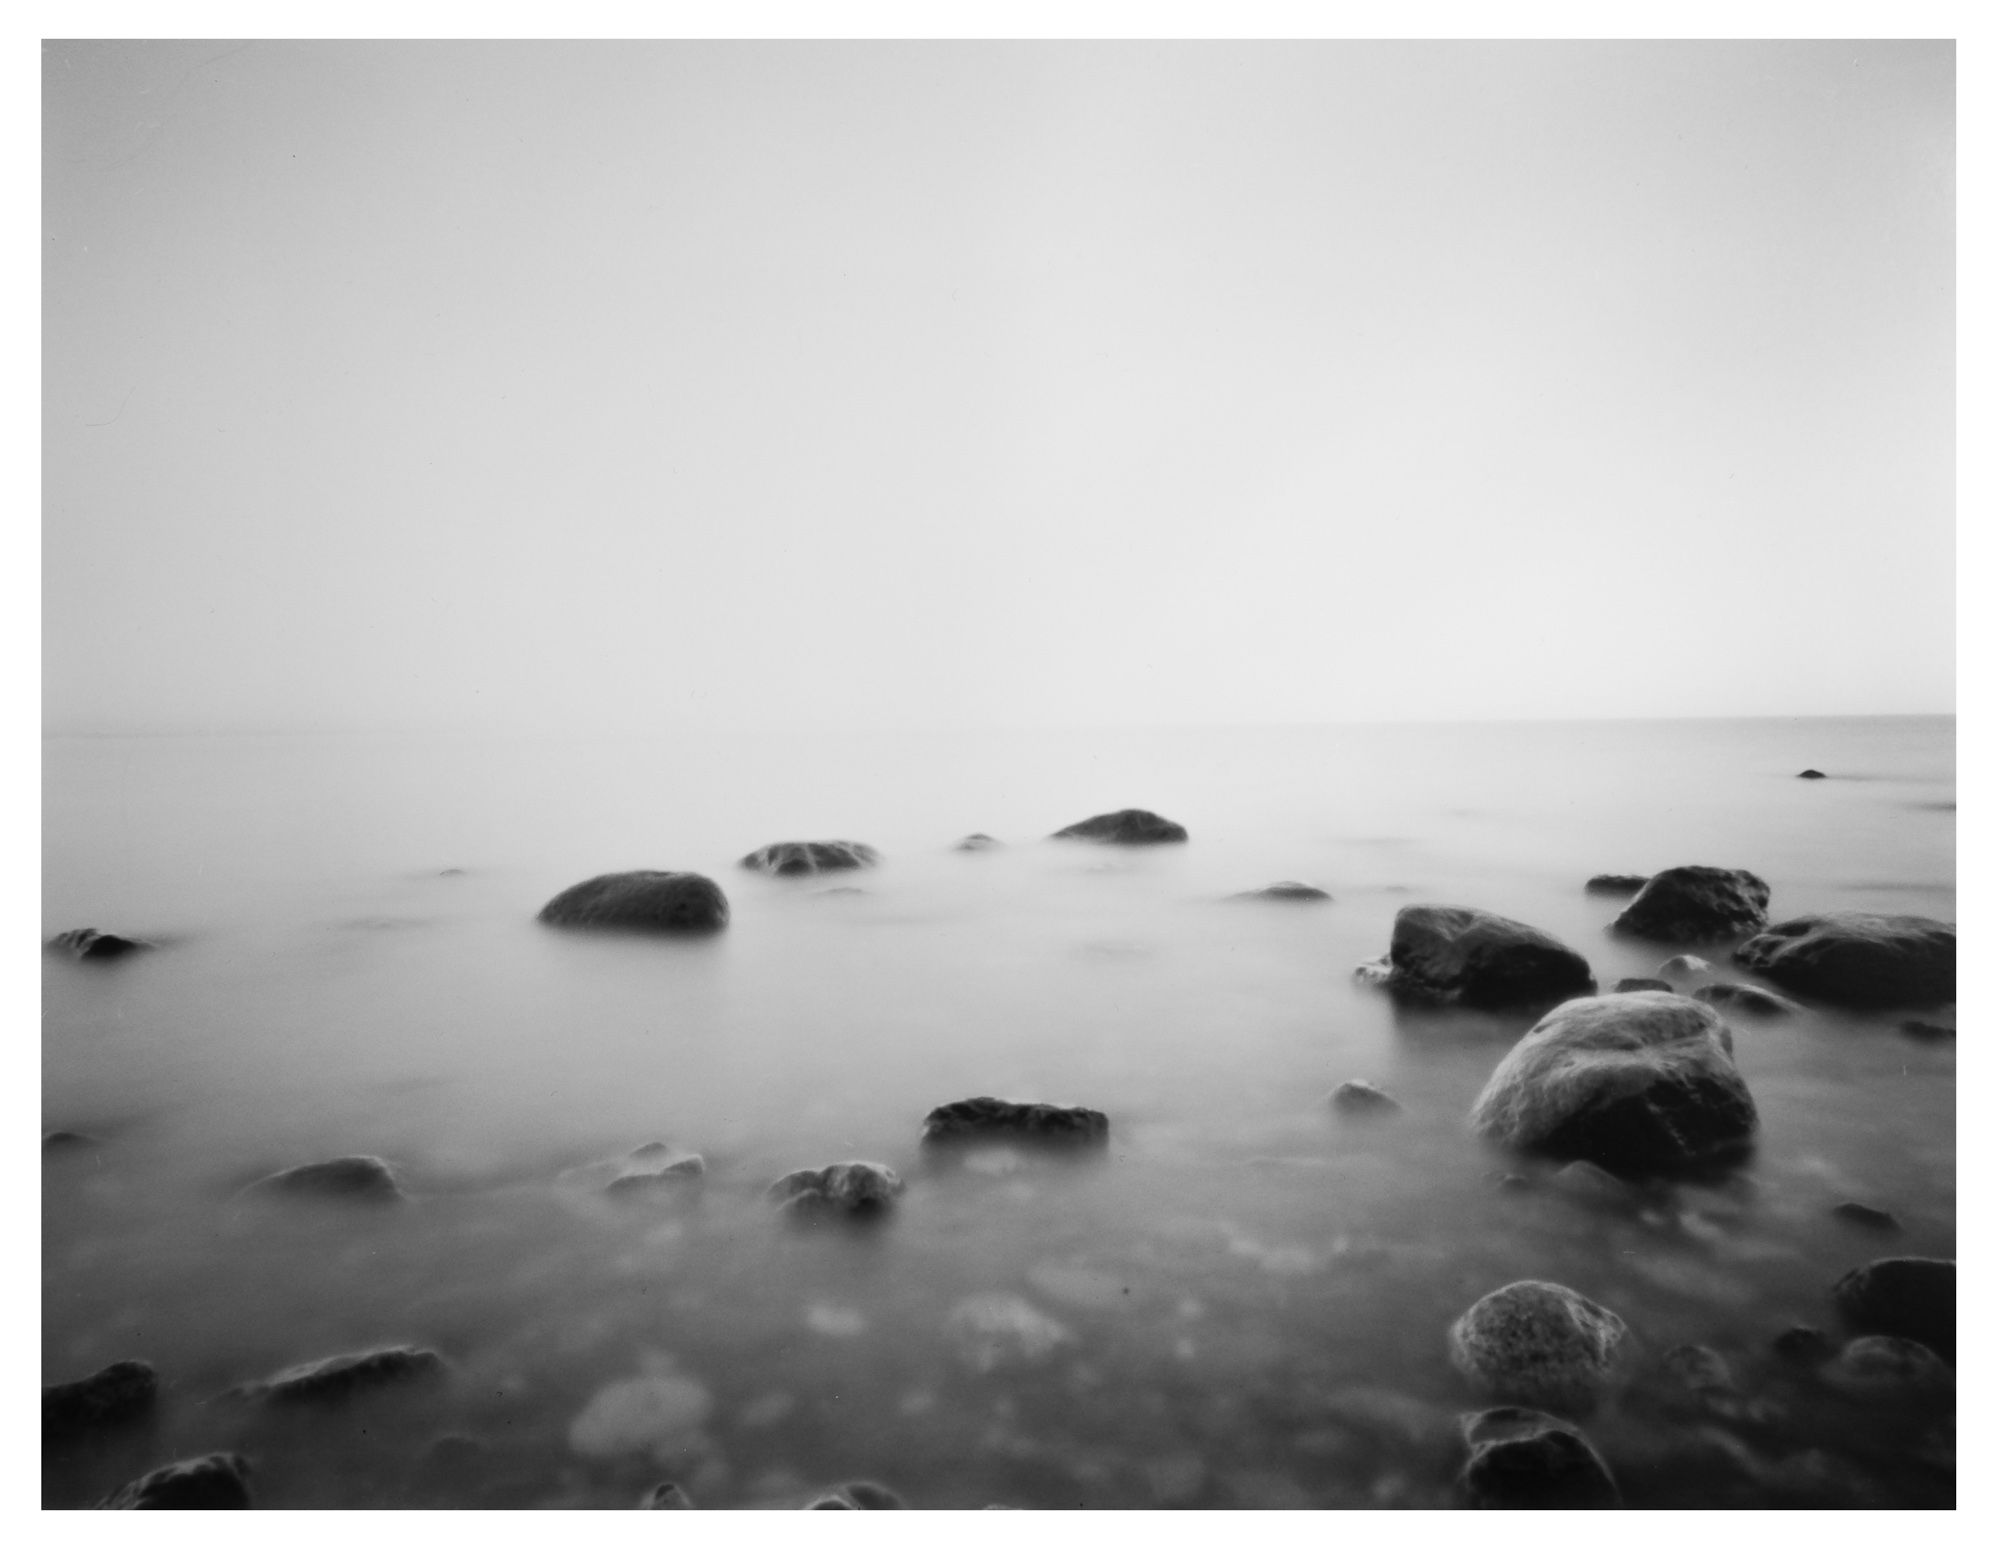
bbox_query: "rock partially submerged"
[1584,875,1650,897]
[537,871,729,932]
[1734,913,1955,1008]
[1693,982,1800,1016]
[1899,1020,1954,1043]
[1831,1201,1901,1233]
[767,1161,904,1217]
[44,1359,157,1441]
[1798,769,1827,780]
[43,1129,100,1152]
[244,1345,446,1404]
[1657,955,1714,977]
[740,841,879,876]
[600,1145,706,1198]
[1357,905,1595,1010]
[805,1481,905,1509]
[1232,881,1331,902]
[47,928,152,961]
[1469,992,1756,1175]
[954,834,1003,852]
[1329,1080,1403,1118]
[642,1482,695,1509]
[1449,1281,1629,1415]
[1614,978,1674,994]
[1821,1335,1953,1398]
[99,1453,252,1510]
[244,1155,405,1204]
[1611,866,1771,944]
[1833,1256,1954,1360]
[920,1096,1109,1148]
[1457,1406,1620,1509]
[1050,808,1188,844]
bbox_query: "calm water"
[42,717,1955,1509]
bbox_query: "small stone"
[44,1359,157,1441]
[1656,1345,1736,1405]
[1614,978,1674,993]
[921,1096,1109,1148]
[1820,1335,1953,1397]
[1448,1281,1629,1415]
[1833,1256,1955,1360]
[766,1161,904,1217]
[1458,1406,1619,1509]
[1657,955,1714,977]
[1329,1079,1403,1118]
[98,1453,251,1509]
[805,1481,904,1509]
[955,834,1003,852]
[43,1130,100,1152]
[641,1482,695,1509]
[1585,874,1651,896]
[1797,769,1828,780]
[1551,1160,1628,1203]
[1831,1201,1901,1233]
[47,928,152,961]
[247,1345,446,1403]
[244,1155,405,1203]
[1232,881,1332,902]
[740,841,879,876]
[1050,808,1188,844]
[537,870,729,931]
[604,1155,706,1197]
[1693,982,1799,1016]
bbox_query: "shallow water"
[43,716,1954,1508]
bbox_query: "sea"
[41,715,1955,1509]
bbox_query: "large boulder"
[1468,992,1756,1174]
[1448,1281,1629,1415]
[920,1096,1109,1148]
[98,1453,251,1509]
[740,841,879,876]
[47,928,152,961]
[1734,914,1955,1008]
[1358,906,1595,1009]
[537,871,728,931]
[1457,1406,1620,1508]
[1833,1257,1954,1361]
[1050,809,1188,844]
[44,1359,157,1441]
[1610,866,1770,944]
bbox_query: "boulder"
[1457,1406,1620,1509]
[1693,982,1799,1016]
[1232,881,1332,902]
[1468,992,1757,1174]
[245,1345,446,1403]
[954,834,1003,852]
[45,1359,157,1441]
[1798,769,1827,780]
[244,1155,405,1203]
[1050,809,1188,844]
[1611,866,1771,944]
[740,841,879,876]
[1448,1281,1629,1415]
[1328,1080,1403,1118]
[805,1481,905,1509]
[1614,978,1673,993]
[1833,1256,1954,1360]
[1584,875,1650,897]
[47,928,151,961]
[1734,914,1955,1009]
[920,1096,1109,1148]
[537,871,728,932]
[642,1482,695,1509]
[1357,905,1595,1010]
[98,1453,251,1509]
[767,1161,904,1217]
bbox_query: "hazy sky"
[43,40,1954,733]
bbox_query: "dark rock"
[1611,866,1771,944]
[1468,992,1757,1174]
[536,870,728,932]
[1458,1406,1620,1509]
[1585,874,1651,897]
[954,834,1003,852]
[1734,913,1955,1008]
[1831,1201,1901,1233]
[1614,978,1674,993]
[1657,955,1714,977]
[1329,1079,1403,1118]
[44,1359,157,1441]
[43,1129,100,1152]
[642,1482,695,1509]
[1357,905,1595,1010]
[1899,1019,1955,1042]
[1773,1326,1839,1365]
[246,1344,447,1403]
[740,841,879,876]
[1798,769,1827,780]
[1693,982,1799,1016]
[1232,881,1332,902]
[1448,1281,1629,1415]
[920,1096,1109,1148]
[1833,1256,1954,1360]
[1050,808,1188,844]
[805,1481,905,1509]
[244,1155,405,1203]
[1820,1335,1953,1397]
[98,1453,251,1509]
[767,1161,904,1216]
[47,928,152,961]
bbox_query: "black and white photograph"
[40,14,1961,1515]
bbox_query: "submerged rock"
[1448,1281,1629,1415]
[1468,992,1757,1174]
[1820,1335,1953,1398]
[1457,1406,1620,1509]
[1831,1201,1901,1233]
[44,1359,157,1441]
[954,834,1003,852]
[1232,881,1332,902]
[920,1096,1109,1148]
[1585,875,1651,897]
[1329,1080,1403,1118]
[1611,866,1771,944]
[1798,769,1828,780]
[1898,1019,1955,1043]
[1657,955,1714,977]
[1550,1160,1629,1204]
[43,1129,100,1152]
[244,1155,405,1203]
[245,1345,446,1404]
[1773,1326,1840,1366]
[537,871,728,932]
[1693,982,1800,1016]
[767,1161,904,1217]
[805,1481,905,1509]
[99,1453,251,1510]
[1614,978,1674,994]
[1050,808,1188,844]
[945,1292,1073,1373]
[1357,905,1595,1010]
[47,928,152,961]
[603,1154,706,1197]
[569,1365,715,1463]
[1833,1256,1954,1360]
[641,1482,695,1509]
[1734,913,1955,1009]
[740,840,879,876]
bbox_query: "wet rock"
[1050,808,1188,844]
[1820,1335,1953,1397]
[1468,992,1756,1174]
[1328,1080,1403,1118]
[1457,1407,1620,1509]
[1614,978,1674,993]
[1448,1281,1629,1415]
[244,1155,405,1203]
[920,1096,1109,1148]
[1611,866,1771,944]
[1735,913,1955,1008]
[1831,1201,1901,1233]
[740,840,879,876]
[641,1482,695,1509]
[537,870,729,932]
[599,1145,706,1198]
[1693,982,1799,1016]
[805,1481,905,1509]
[245,1345,446,1403]
[945,1292,1073,1373]
[1773,1325,1839,1365]
[1657,954,1714,977]
[98,1452,251,1509]
[47,928,152,961]
[1585,874,1651,896]
[43,1129,99,1152]
[1833,1256,1954,1360]
[1232,881,1332,902]
[1551,1160,1628,1203]
[1798,769,1827,780]
[766,1161,904,1217]
[955,834,1003,852]
[1357,905,1595,1010]
[44,1359,157,1441]
[1899,1019,1954,1042]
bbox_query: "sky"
[42,39,1955,733]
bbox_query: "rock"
[954,834,1003,852]
[1050,808,1188,844]
[244,1155,405,1203]
[1734,913,1955,1008]
[804,1481,905,1509]
[1468,992,1757,1174]
[245,1345,446,1403]
[1457,1407,1620,1509]
[44,1359,157,1441]
[740,841,879,876]
[43,1129,99,1152]
[1899,1020,1954,1042]
[1232,881,1332,902]
[1357,905,1595,1009]
[641,1482,695,1509]
[603,1155,705,1197]
[1614,978,1674,993]
[1328,1080,1403,1118]
[1693,982,1799,1016]
[1448,1281,1629,1415]
[47,928,152,961]
[1611,866,1771,944]
[1798,769,1827,780]
[1833,1256,1954,1360]
[1820,1335,1953,1397]
[1657,1344,1735,1399]
[920,1096,1109,1148]
[98,1453,252,1509]
[1585,874,1651,896]
[1772,1326,1839,1365]
[537,871,729,932]
[1657,955,1714,977]
[766,1161,904,1217]
[1551,1160,1628,1203]
[569,1366,715,1462]
[1831,1201,1901,1233]
[945,1292,1073,1373]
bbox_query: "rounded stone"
[537,870,728,932]
[1448,1281,1629,1415]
